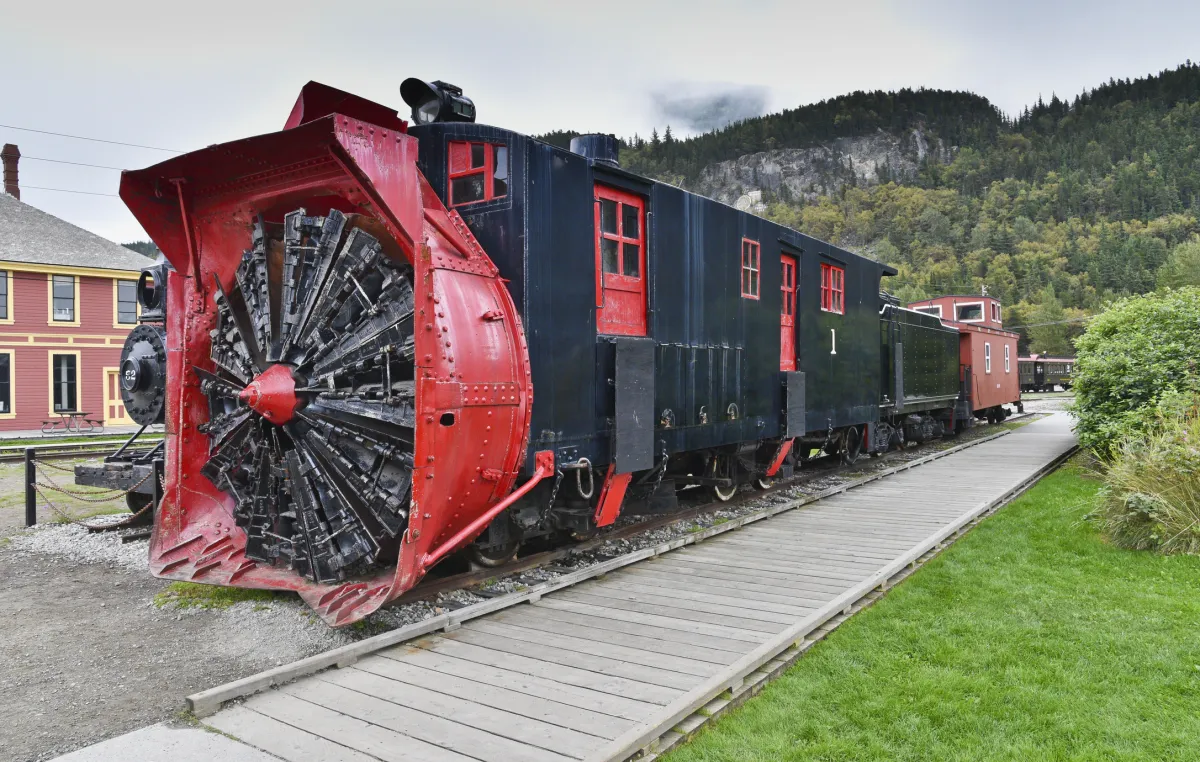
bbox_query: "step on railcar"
[83,78,988,625]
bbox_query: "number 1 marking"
[831,328,837,355]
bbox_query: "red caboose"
[908,295,1020,423]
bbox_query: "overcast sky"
[3,0,1198,244]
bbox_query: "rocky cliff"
[687,127,952,212]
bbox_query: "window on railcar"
[1004,344,1010,373]
[914,305,941,317]
[991,302,1001,322]
[741,239,760,299]
[448,140,508,207]
[984,342,992,374]
[820,263,844,314]
[956,303,983,321]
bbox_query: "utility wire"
[22,156,126,171]
[21,185,120,197]
[0,124,183,153]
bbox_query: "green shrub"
[1072,287,1200,459]
[1095,398,1200,554]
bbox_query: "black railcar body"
[411,123,895,540]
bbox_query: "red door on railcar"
[594,185,647,336]
[780,254,797,371]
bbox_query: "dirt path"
[0,535,357,762]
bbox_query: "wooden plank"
[355,653,633,738]
[234,691,475,762]
[517,602,759,651]
[408,636,684,703]
[605,567,840,608]
[593,578,818,616]
[734,525,918,548]
[661,551,871,584]
[317,666,602,758]
[681,544,884,575]
[204,705,385,762]
[604,569,836,609]
[550,588,782,634]
[281,678,573,762]
[643,557,852,594]
[761,517,937,540]
[377,645,655,722]
[474,614,737,666]
[709,536,905,562]
[444,627,705,690]
[559,582,807,625]
[536,595,772,641]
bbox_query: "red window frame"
[741,238,761,299]
[820,263,845,314]
[447,140,508,207]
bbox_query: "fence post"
[24,447,36,527]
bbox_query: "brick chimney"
[1,144,18,199]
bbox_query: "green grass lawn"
[665,461,1200,761]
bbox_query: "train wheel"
[126,491,154,514]
[754,477,774,490]
[841,426,862,465]
[709,454,738,502]
[467,540,520,568]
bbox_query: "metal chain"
[547,468,565,511]
[35,481,156,528]
[37,459,88,474]
[650,444,669,496]
[34,467,153,503]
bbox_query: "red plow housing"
[120,86,533,625]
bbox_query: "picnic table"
[41,411,104,435]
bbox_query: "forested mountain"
[539,62,1200,353]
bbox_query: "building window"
[741,239,760,299]
[0,270,7,320]
[52,354,78,412]
[448,141,508,207]
[956,302,983,321]
[117,280,138,324]
[52,275,75,322]
[820,263,845,314]
[0,352,10,414]
[984,342,992,374]
[1004,344,1011,373]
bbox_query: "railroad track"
[0,438,164,464]
[398,413,1035,605]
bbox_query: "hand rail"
[421,450,555,570]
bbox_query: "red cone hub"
[239,364,300,423]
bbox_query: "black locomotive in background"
[91,79,990,585]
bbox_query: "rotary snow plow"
[118,83,534,625]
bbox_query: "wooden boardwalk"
[203,413,1076,762]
